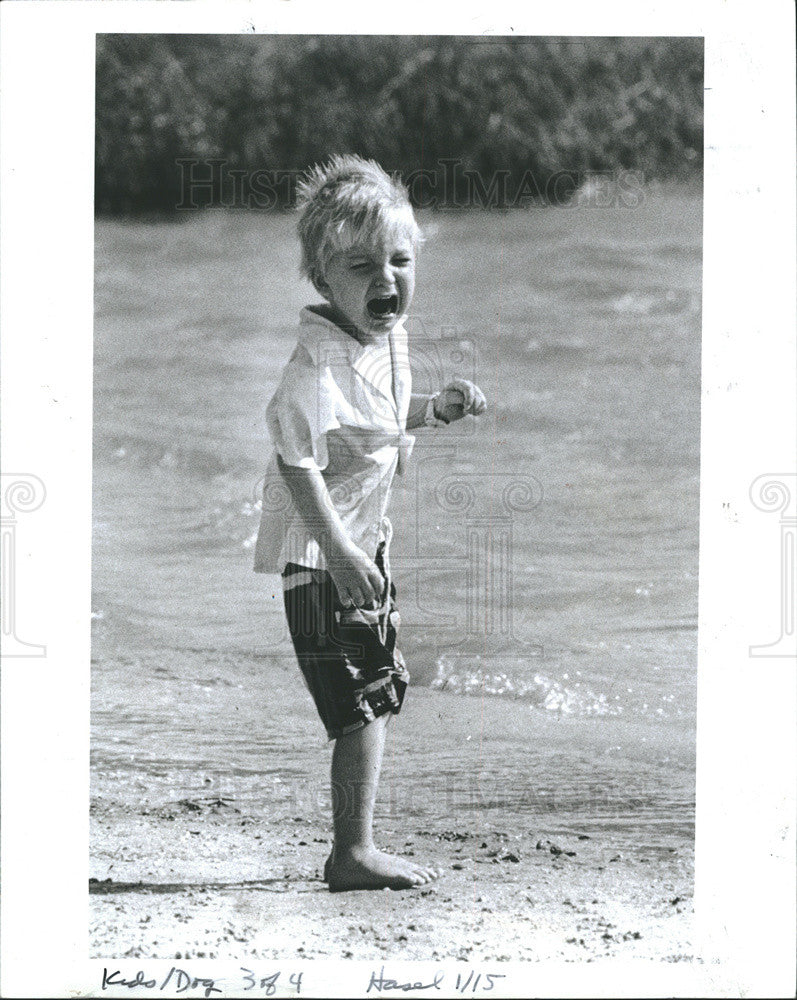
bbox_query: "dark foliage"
[95,35,703,213]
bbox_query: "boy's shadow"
[89,876,325,895]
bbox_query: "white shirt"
[253,306,414,573]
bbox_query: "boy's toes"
[407,862,442,883]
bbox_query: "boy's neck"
[309,303,391,346]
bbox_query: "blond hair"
[296,154,421,291]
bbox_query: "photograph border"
[1,2,795,997]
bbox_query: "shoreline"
[91,678,694,963]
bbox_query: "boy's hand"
[326,541,385,609]
[434,378,487,424]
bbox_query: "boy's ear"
[312,270,330,296]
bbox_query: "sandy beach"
[90,654,694,964]
[89,816,693,965]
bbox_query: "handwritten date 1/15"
[454,970,507,994]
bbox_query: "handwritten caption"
[100,964,507,997]
[367,966,507,993]
[101,967,304,997]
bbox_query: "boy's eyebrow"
[342,243,413,259]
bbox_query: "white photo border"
[1,1,795,997]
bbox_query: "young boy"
[254,155,486,892]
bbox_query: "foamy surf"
[431,653,621,716]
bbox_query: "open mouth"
[366,294,399,319]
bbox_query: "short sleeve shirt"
[253,306,414,573]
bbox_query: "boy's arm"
[406,393,435,430]
[275,454,384,609]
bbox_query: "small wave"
[189,497,261,532]
[609,289,697,316]
[524,337,587,359]
[193,677,240,689]
[430,654,621,716]
[95,433,234,479]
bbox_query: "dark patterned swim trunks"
[282,542,409,740]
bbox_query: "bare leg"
[325,715,440,891]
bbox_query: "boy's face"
[317,228,416,343]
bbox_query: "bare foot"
[323,847,433,886]
[327,846,442,892]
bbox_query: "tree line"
[95,35,703,213]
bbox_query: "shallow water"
[92,193,700,835]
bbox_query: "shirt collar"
[298,305,406,366]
